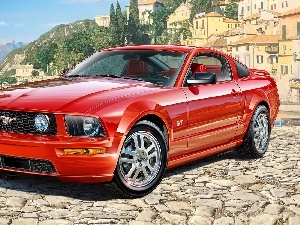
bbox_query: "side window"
[190,53,233,82]
[235,61,250,78]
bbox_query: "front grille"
[0,156,56,174]
[0,111,57,135]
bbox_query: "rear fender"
[238,89,270,139]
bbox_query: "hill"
[0,19,110,75]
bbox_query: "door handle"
[231,89,240,96]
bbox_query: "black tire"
[237,105,271,158]
[0,171,21,179]
[113,120,167,198]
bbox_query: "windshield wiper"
[96,74,121,78]
[65,74,88,78]
[123,76,145,81]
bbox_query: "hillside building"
[95,15,110,27]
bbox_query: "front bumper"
[0,132,121,183]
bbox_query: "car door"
[183,52,243,153]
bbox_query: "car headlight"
[65,115,106,137]
[34,114,50,133]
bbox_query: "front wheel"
[237,105,271,158]
[113,120,167,198]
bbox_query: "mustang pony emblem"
[0,116,16,125]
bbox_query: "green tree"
[115,1,126,46]
[127,0,142,44]
[109,3,118,46]
[189,0,213,22]
[0,76,17,85]
[149,7,175,44]
[31,70,39,77]
[224,0,238,21]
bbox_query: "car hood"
[0,77,162,113]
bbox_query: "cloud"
[0,22,9,26]
[63,0,101,3]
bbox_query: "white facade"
[95,15,110,27]
[15,65,44,78]
[126,0,164,24]
[238,0,300,21]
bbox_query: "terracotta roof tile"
[205,12,223,17]
[230,35,280,45]
[224,18,239,23]
[203,38,227,47]
[279,7,300,17]
[244,13,259,21]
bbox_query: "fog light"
[64,148,107,155]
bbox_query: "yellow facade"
[276,7,300,102]
[167,3,191,28]
[182,12,239,46]
[229,35,279,72]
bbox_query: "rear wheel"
[113,120,167,198]
[237,105,271,158]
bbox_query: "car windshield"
[65,50,187,87]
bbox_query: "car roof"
[102,44,196,53]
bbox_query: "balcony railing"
[265,46,279,54]
[290,77,300,89]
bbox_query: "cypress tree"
[116,1,126,46]
[109,3,117,46]
[127,0,142,44]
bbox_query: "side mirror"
[187,72,217,85]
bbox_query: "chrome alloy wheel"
[119,130,162,188]
[253,112,269,153]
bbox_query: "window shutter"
[282,25,287,40]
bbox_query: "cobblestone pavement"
[0,127,300,225]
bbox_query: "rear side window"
[235,61,250,78]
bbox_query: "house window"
[271,5,273,10]
[297,22,300,36]
[246,45,249,51]
[274,4,276,9]
[247,6,250,11]
[235,24,238,28]
[281,65,288,74]
[236,46,238,51]
[282,2,284,7]
[257,55,264,64]
[261,1,264,9]
[282,44,287,51]
[241,7,244,15]
[282,25,287,40]
[268,55,278,64]
[201,20,204,29]
[228,24,230,28]
[285,1,288,7]
[196,21,198,29]
[254,4,256,9]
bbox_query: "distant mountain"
[0,41,27,62]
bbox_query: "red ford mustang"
[0,45,279,197]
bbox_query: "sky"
[0,0,129,44]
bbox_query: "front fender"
[116,100,172,140]
[98,100,173,173]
